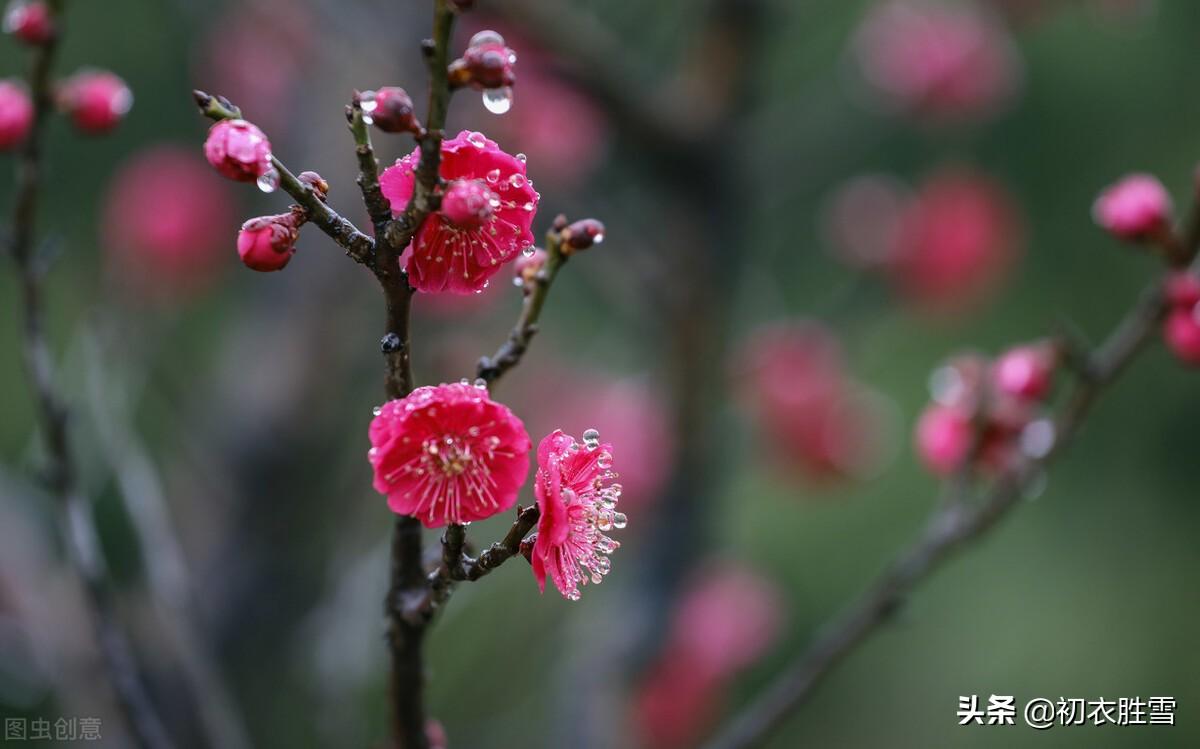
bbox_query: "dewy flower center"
[426,435,475,477]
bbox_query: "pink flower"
[634,562,784,749]
[889,167,1022,312]
[914,403,973,475]
[0,79,32,150]
[380,130,537,294]
[204,119,273,182]
[1093,173,1172,241]
[4,1,53,45]
[440,179,496,229]
[531,429,624,600]
[991,343,1055,401]
[102,145,235,294]
[853,0,1021,124]
[58,70,132,134]
[1164,308,1200,366]
[237,213,300,272]
[736,321,892,482]
[369,383,531,528]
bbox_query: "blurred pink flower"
[1164,308,1200,366]
[368,383,531,528]
[531,429,625,601]
[634,561,784,749]
[1092,173,1172,242]
[889,167,1023,313]
[380,130,537,294]
[102,145,235,295]
[736,321,892,483]
[0,79,32,150]
[914,403,973,475]
[853,0,1021,124]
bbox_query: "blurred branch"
[476,226,569,386]
[6,7,175,749]
[82,335,252,749]
[702,259,1184,749]
[193,89,377,264]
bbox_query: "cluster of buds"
[1163,271,1200,365]
[357,87,420,134]
[448,30,516,114]
[0,6,131,147]
[237,206,306,272]
[915,341,1059,476]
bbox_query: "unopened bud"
[298,171,329,201]
[560,218,605,252]
[360,87,420,134]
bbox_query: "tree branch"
[701,262,1181,749]
[476,228,568,385]
[7,6,175,748]
[348,96,393,231]
[193,89,376,264]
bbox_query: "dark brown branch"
[701,263,1179,749]
[193,89,376,264]
[8,6,174,749]
[476,228,568,385]
[382,3,457,748]
[461,504,540,581]
[348,96,393,231]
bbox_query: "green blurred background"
[1,0,1198,747]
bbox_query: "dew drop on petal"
[515,152,527,164]
[512,276,523,287]
[509,173,526,189]
[372,406,383,416]
[467,131,487,148]
[486,168,501,184]
[582,428,600,450]
[593,232,605,244]
[522,202,534,212]
[482,86,513,115]
[469,30,505,47]
[521,246,536,258]
[473,378,488,389]
[256,168,280,193]
[611,512,627,529]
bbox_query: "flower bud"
[0,79,32,150]
[58,70,132,134]
[440,179,496,229]
[204,119,272,182]
[3,0,53,45]
[1164,307,1200,366]
[1164,271,1200,310]
[298,170,329,201]
[514,248,547,288]
[450,30,516,89]
[914,404,973,476]
[1093,173,1172,242]
[362,87,419,134]
[991,343,1055,402]
[237,213,300,272]
[560,218,605,251]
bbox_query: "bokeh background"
[2,0,1199,747]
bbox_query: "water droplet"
[256,168,280,193]
[593,232,605,244]
[368,447,379,458]
[582,428,600,450]
[521,202,534,212]
[611,512,627,529]
[515,152,527,164]
[521,246,536,258]
[508,173,526,189]
[466,131,487,149]
[372,406,382,416]
[469,29,505,47]
[473,378,487,389]
[485,168,501,184]
[566,589,581,601]
[512,276,524,287]
[482,86,513,115]
[1019,419,1056,459]
[459,378,470,386]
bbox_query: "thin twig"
[348,96,393,231]
[701,262,1180,749]
[193,89,376,264]
[6,5,175,748]
[477,228,569,385]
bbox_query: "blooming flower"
[1093,173,1172,241]
[531,429,624,600]
[369,383,531,528]
[380,130,538,294]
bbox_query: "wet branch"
[701,258,1184,749]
